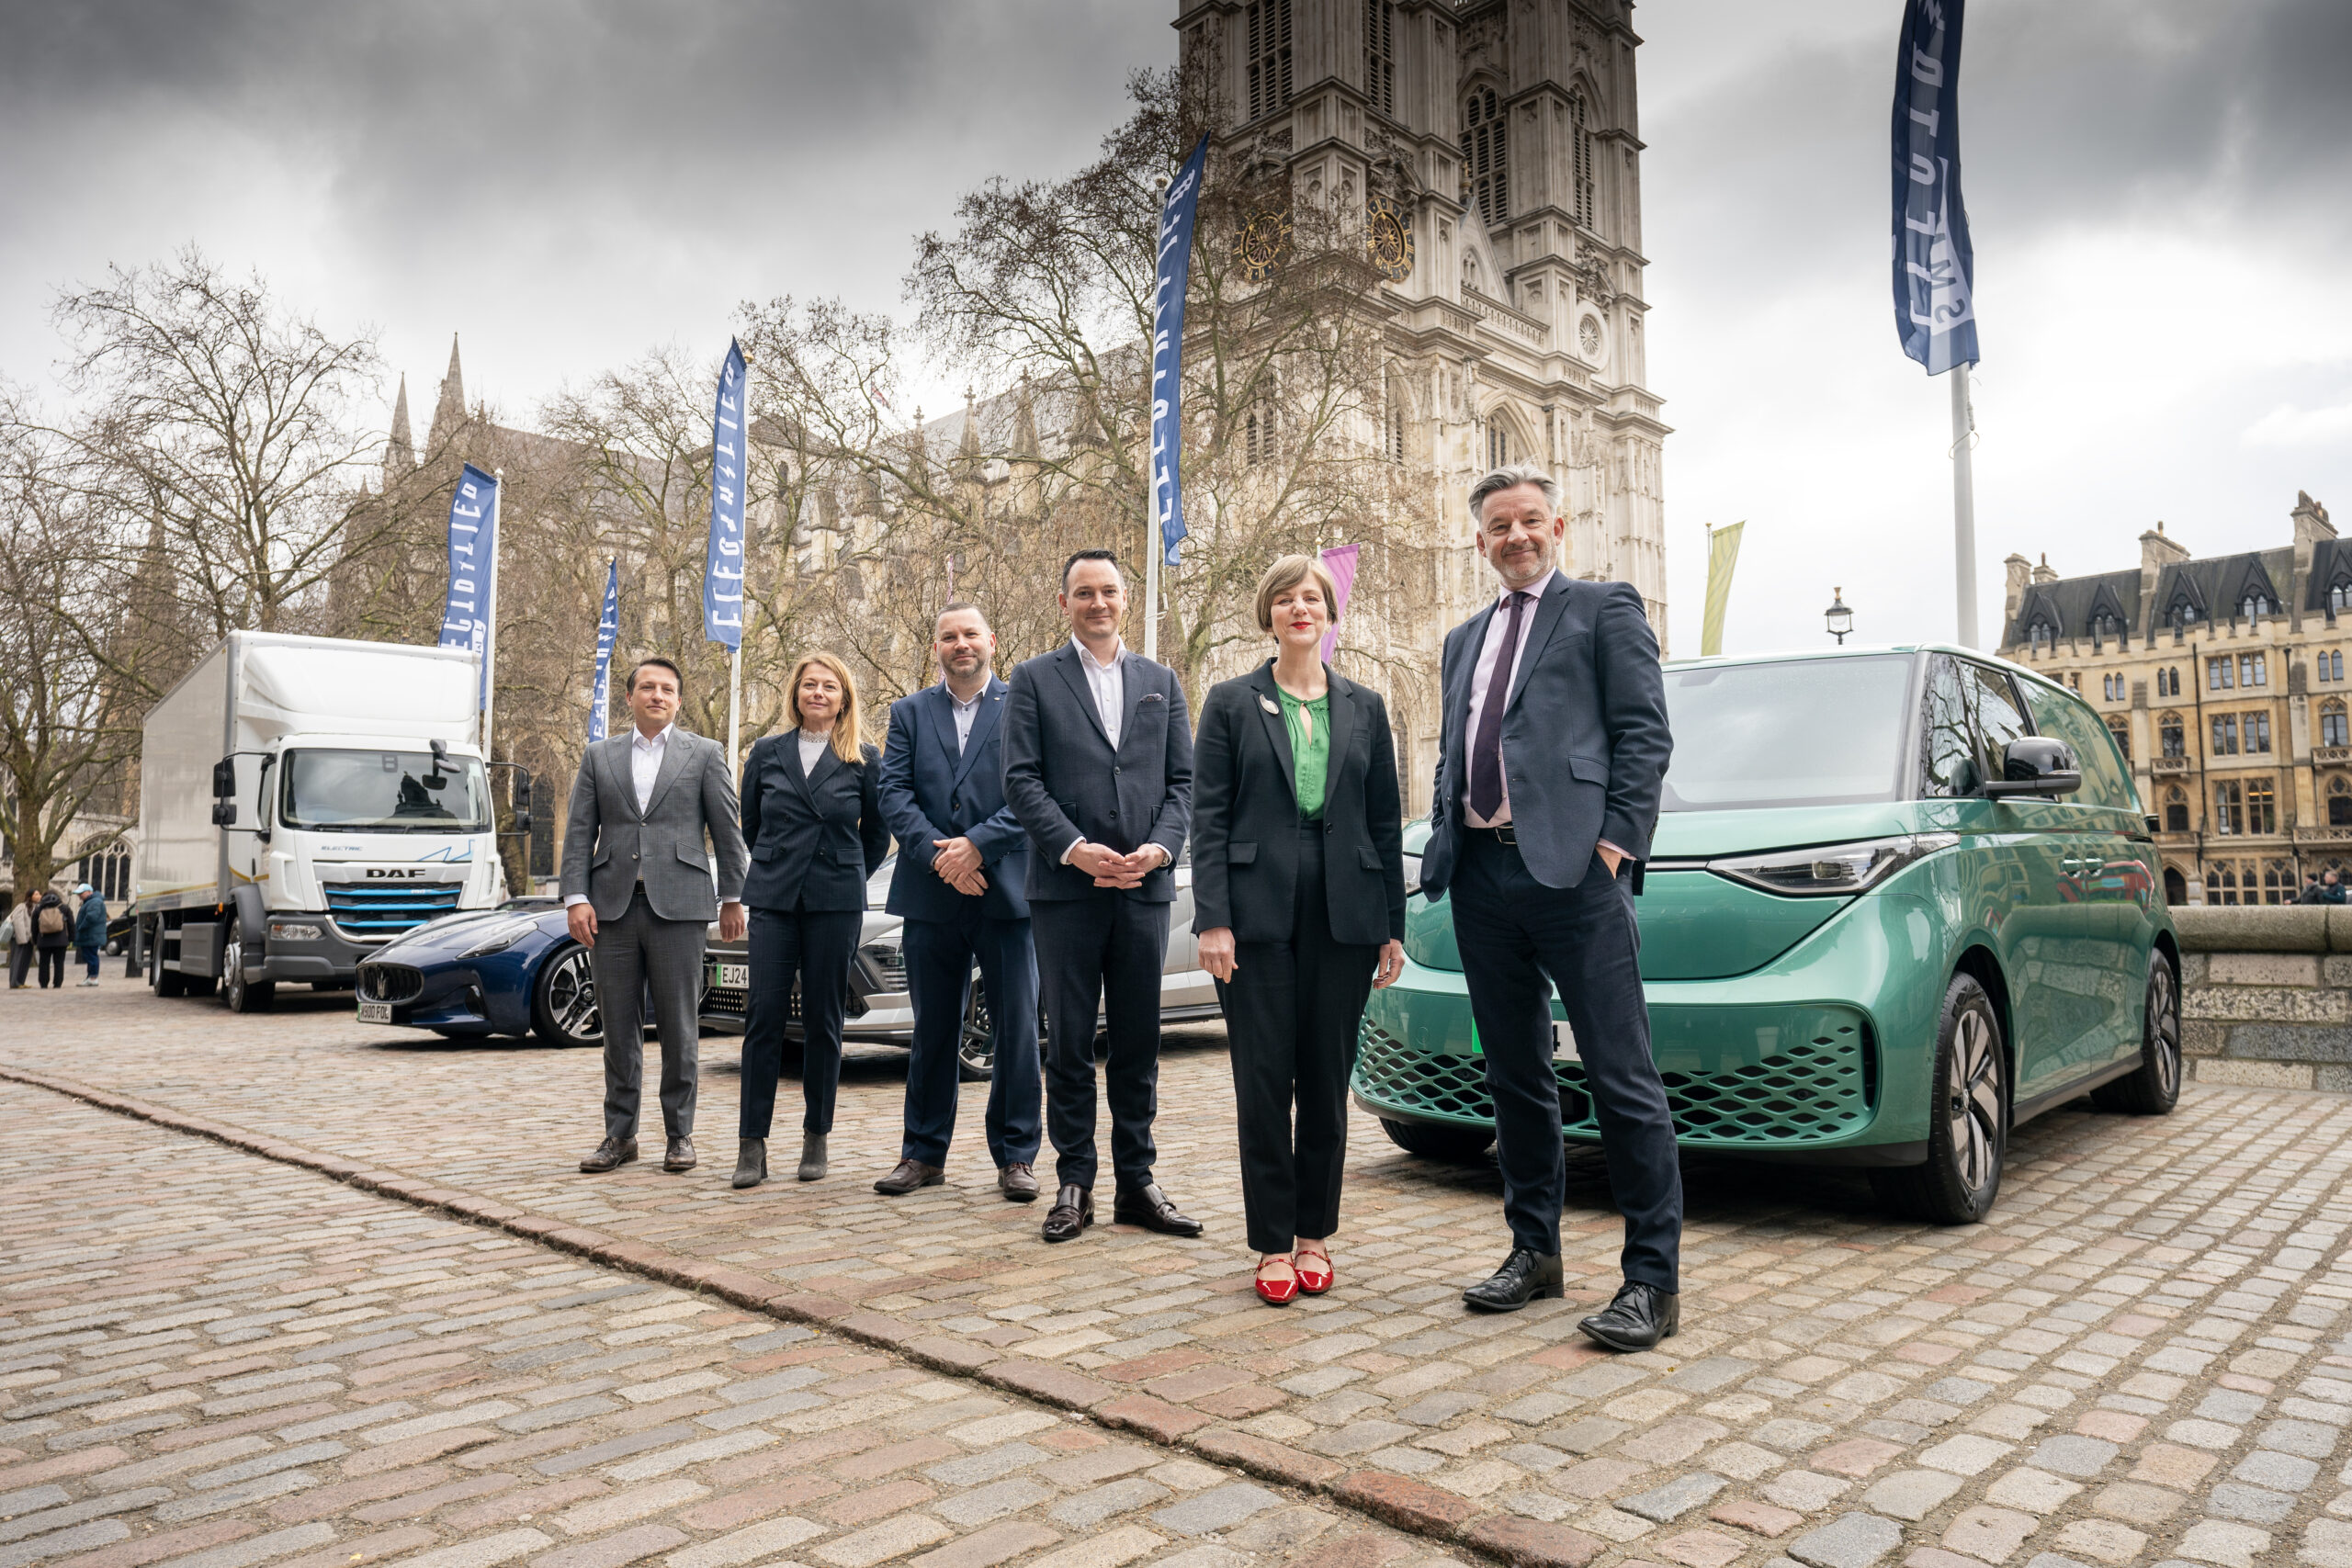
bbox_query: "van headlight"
[1709,833,1958,897]
[1401,854,1422,897]
[460,918,540,957]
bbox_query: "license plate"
[356,1001,393,1024]
[708,961,750,990]
[1553,1021,1580,1061]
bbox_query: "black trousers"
[1217,828,1378,1254]
[1033,892,1170,1192]
[900,911,1041,1168]
[36,945,64,988]
[1448,829,1681,1292]
[740,904,863,1139]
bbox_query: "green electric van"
[1352,646,2181,1224]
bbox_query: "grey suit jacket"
[559,728,750,923]
[1420,572,1672,897]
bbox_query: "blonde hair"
[1253,554,1342,634]
[787,651,864,763]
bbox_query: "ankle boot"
[731,1139,766,1190]
[797,1134,829,1182]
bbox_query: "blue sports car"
[354,897,614,1046]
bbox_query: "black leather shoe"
[1113,1183,1204,1237]
[1041,1185,1094,1243]
[874,1159,944,1196]
[1579,1281,1680,1351]
[663,1136,697,1173]
[579,1136,638,1174]
[999,1163,1039,1202]
[1463,1248,1565,1313]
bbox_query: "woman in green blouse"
[1190,556,1408,1304]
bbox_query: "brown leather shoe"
[874,1159,944,1196]
[998,1162,1039,1203]
[663,1136,696,1172]
[580,1136,638,1173]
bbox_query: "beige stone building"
[1997,491,2348,906]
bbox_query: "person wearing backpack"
[73,882,106,987]
[6,892,31,989]
[34,891,70,988]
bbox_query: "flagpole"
[1143,528,1160,662]
[481,467,503,757]
[728,647,741,778]
[1951,363,1978,648]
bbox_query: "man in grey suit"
[1419,463,1680,1348]
[561,657,750,1176]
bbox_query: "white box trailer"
[134,632,517,1010]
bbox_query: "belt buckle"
[1492,824,1517,847]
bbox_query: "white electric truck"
[133,632,515,1011]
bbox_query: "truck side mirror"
[212,759,236,797]
[210,801,237,827]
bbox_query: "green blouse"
[1275,685,1331,820]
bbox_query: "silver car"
[697,851,1221,1079]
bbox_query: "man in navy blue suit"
[873,604,1042,1201]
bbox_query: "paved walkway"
[6,983,2352,1568]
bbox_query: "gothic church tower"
[1177,0,1668,649]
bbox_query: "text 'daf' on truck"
[132,632,534,1011]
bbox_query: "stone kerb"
[2176,905,2352,1089]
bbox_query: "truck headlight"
[267,922,322,942]
[1709,833,1958,897]
[460,918,539,958]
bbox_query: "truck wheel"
[149,935,187,998]
[220,931,275,1013]
[531,944,603,1048]
[1871,973,2006,1224]
[2092,957,2183,1116]
[1377,1118,1494,1162]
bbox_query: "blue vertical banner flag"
[435,463,501,704]
[1149,136,1211,569]
[588,558,619,745]
[703,339,748,648]
[1891,0,1979,374]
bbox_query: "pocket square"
[1138,692,1165,704]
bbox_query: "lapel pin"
[1259,695,1280,715]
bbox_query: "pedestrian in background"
[34,891,70,989]
[2326,870,2347,906]
[1190,555,1408,1304]
[6,892,31,989]
[734,651,889,1189]
[561,657,750,1178]
[73,882,106,987]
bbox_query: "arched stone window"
[2164,785,2189,833]
[2325,698,2349,750]
[1461,87,1507,228]
[1567,89,1597,231]
[2329,776,2352,828]
[2159,712,2185,758]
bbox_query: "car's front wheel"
[532,944,603,1048]
[959,976,995,1083]
[2093,954,2182,1115]
[1871,972,2006,1224]
[1377,1117,1493,1163]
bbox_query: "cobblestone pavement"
[0,1079,1461,1568]
[9,984,2352,1568]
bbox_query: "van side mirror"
[1983,736,2082,798]
[212,759,236,797]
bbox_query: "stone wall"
[2176,906,2352,1089]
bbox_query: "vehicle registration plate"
[1553,1021,1580,1061]
[356,1001,393,1024]
[708,960,750,990]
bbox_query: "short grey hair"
[1467,462,1561,526]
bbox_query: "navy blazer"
[1189,663,1407,949]
[1001,643,1193,904]
[739,730,891,913]
[1421,572,1672,897]
[877,678,1031,922]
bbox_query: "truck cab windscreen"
[281,750,491,832]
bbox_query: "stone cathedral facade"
[1177,0,1670,655]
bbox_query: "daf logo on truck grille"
[365,868,430,879]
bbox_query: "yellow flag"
[1701,523,1745,657]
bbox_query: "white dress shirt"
[1072,637,1125,750]
[1461,572,1625,858]
[947,682,986,754]
[630,724,672,814]
[797,729,829,775]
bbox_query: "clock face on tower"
[1235,210,1291,281]
[1365,197,1413,281]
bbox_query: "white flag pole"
[481,468,503,757]
[1951,364,1978,649]
[1144,529,1160,662]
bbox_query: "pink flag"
[1319,544,1360,662]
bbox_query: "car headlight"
[1708,833,1958,897]
[1401,854,1423,897]
[267,921,322,942]
[459,917,540,958]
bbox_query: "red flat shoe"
[1295,1247,1333,1296]
[1254,1257,1299,1306]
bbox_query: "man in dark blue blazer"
[1002,549,1199,1245]
[873,604,1041,1201]
[1421,462,1680,1348]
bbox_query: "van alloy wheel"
[2093,956,2182,1115]
[1870,972,2006,1224]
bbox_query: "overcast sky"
[4,0,2346,654]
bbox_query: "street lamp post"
[1826,588,1853,646]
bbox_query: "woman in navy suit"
[1191,556,1407,1303]
[736,652,891,1189]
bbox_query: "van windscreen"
[1660,656,1913,811]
